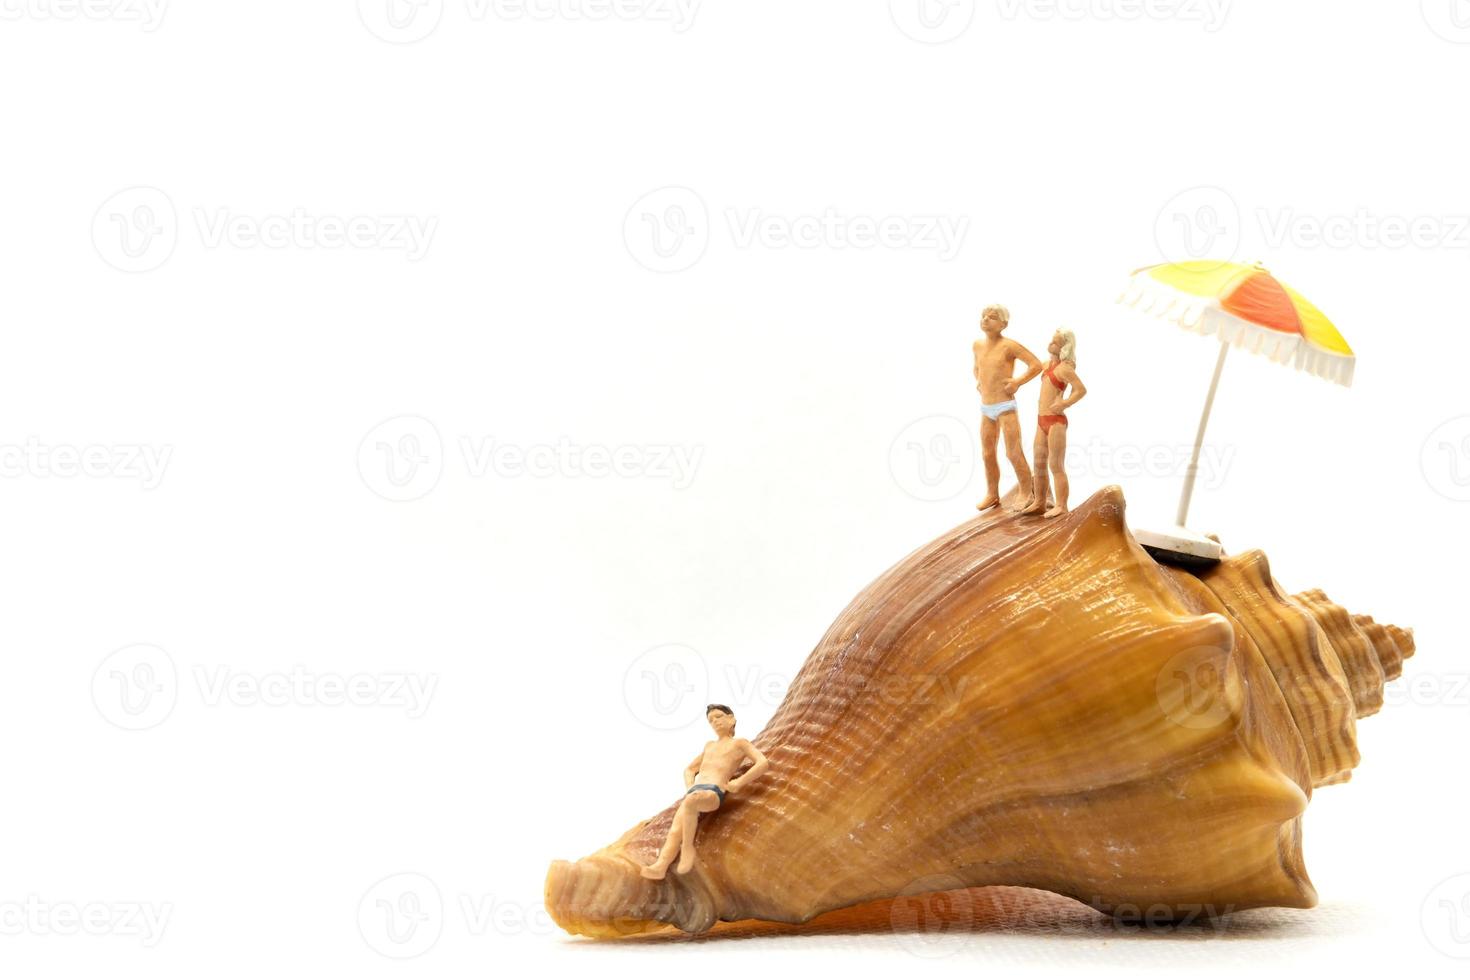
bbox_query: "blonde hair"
[982,304,1010,325]
[1055,329,1077,364]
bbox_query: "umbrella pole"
[1176,339,1230,528]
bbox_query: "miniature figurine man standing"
[1020,329,1087,519]
[641,704,770,880]
[974,304,1044,511]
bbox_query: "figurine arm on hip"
[726,740,770,796]
[1004,339,1044,397]
[1056,361,1087,410]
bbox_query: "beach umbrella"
[1116,260,1355,562]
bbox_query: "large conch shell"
[546,487,1414,937]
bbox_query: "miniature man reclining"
[641,704,770,879]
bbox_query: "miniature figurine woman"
[1020,329,1087,519]
[641,704,770,880]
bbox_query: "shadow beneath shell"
[563,886,1323,946]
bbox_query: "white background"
[3,1,1468,976]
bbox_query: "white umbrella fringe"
[1118,274,1354,386]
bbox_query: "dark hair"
[706,703,734,718]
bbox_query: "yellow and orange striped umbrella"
[1116,260,1356,558]
[1119,260,1355,387]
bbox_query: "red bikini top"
[1044,362,1066,392]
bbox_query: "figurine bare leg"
[1000,411,1033,509]
[1043,423,1069,518]
[675,790,721,874]
[1022,426,1049,515]
[976,416,1001,511]
[641,798,690,879]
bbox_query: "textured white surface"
[544,891,1445,974]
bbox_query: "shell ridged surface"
[546,486,1414,937]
